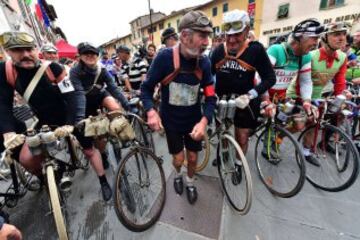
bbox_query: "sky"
[49,0,209,46]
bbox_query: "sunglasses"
[221,21,245,32]
[0,32,35,46]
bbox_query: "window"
[248,0,255,3]
[147,26,157,34]
[223,3,229,13]
[168,23,171,28]
[277,3,289,19]
[177,19,180,31]
[320,0,344,9]
[159,22,164,30]
[212,7,218,17]
[213,26,220,34]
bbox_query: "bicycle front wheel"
[217,133,252,215]
[132,116,156,154]
[46,165,68,240]
[299,124,359,192]
[255,124,306,198]
[113,146,166,232]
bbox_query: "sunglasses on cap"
[0,32,35,47]
[221,21,245,32]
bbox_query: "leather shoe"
[173,176,183,195]
[305,154,320,167]
[101,181,112,201]
[231,164,242,185]
[186,186,198,204]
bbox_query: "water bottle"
[217,96,228,120]
[26,129,42,155]
[40,125,57,152]
[226,94,236,119]
[328,95,346,113]
[284,101,295,115]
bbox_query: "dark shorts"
[86,89,111,116]
[234,98,261,129]
[73,129,93,150]
[165,130,202,155]
[130,81,142,91]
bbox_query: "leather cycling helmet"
[292,19,324,40]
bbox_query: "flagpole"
[24,2,42,46]
[148,0,153,42]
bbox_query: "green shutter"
[336,0,344,5]
[320,0,328,9]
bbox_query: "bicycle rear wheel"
[113,146,166,231]
[46,165,68,240]
[183,132,210,172]
[299,124,359,192]
[217,133,252,215]
[255,124,306,198]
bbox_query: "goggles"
[0,32,35,49]
[326,22,350,34]
[188,15,213,29]
[221,21,245,33]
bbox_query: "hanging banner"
[248,2,256,28]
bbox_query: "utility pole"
[148,0,153,42]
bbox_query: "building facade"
[130,11,166,45]
[258,0,360,46]
[99,34,133,57]
[138,0,265,48]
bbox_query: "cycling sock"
[99,175,108,185]
[174,166,182,178]
[235,159,242,166]
[186,176,194,187]
[303,148,310,157]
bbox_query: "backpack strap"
[5,60,62,88]
[215,41,256,72]
[161,44,181,86]
[5,60,18,88]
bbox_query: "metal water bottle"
[40,125,57,152]
[217,96,228,120]
[284,101,295,115]
[26,129,42,155]
[226,94,236,119]
[328,95,346,113]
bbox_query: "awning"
[55,39,77,59]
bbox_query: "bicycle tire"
[46,165,68,240]
[113,146,166,232]
[132,117,156,154]
[217,133,252,215]
[14,161,41,192]
[183,132,210,172]
[299,124,359,192]
[255,124,306,198]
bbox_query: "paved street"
[3,132,360,240]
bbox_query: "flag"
[25,0,33,5]
[38,0,50,27]
[35,3,43,21]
